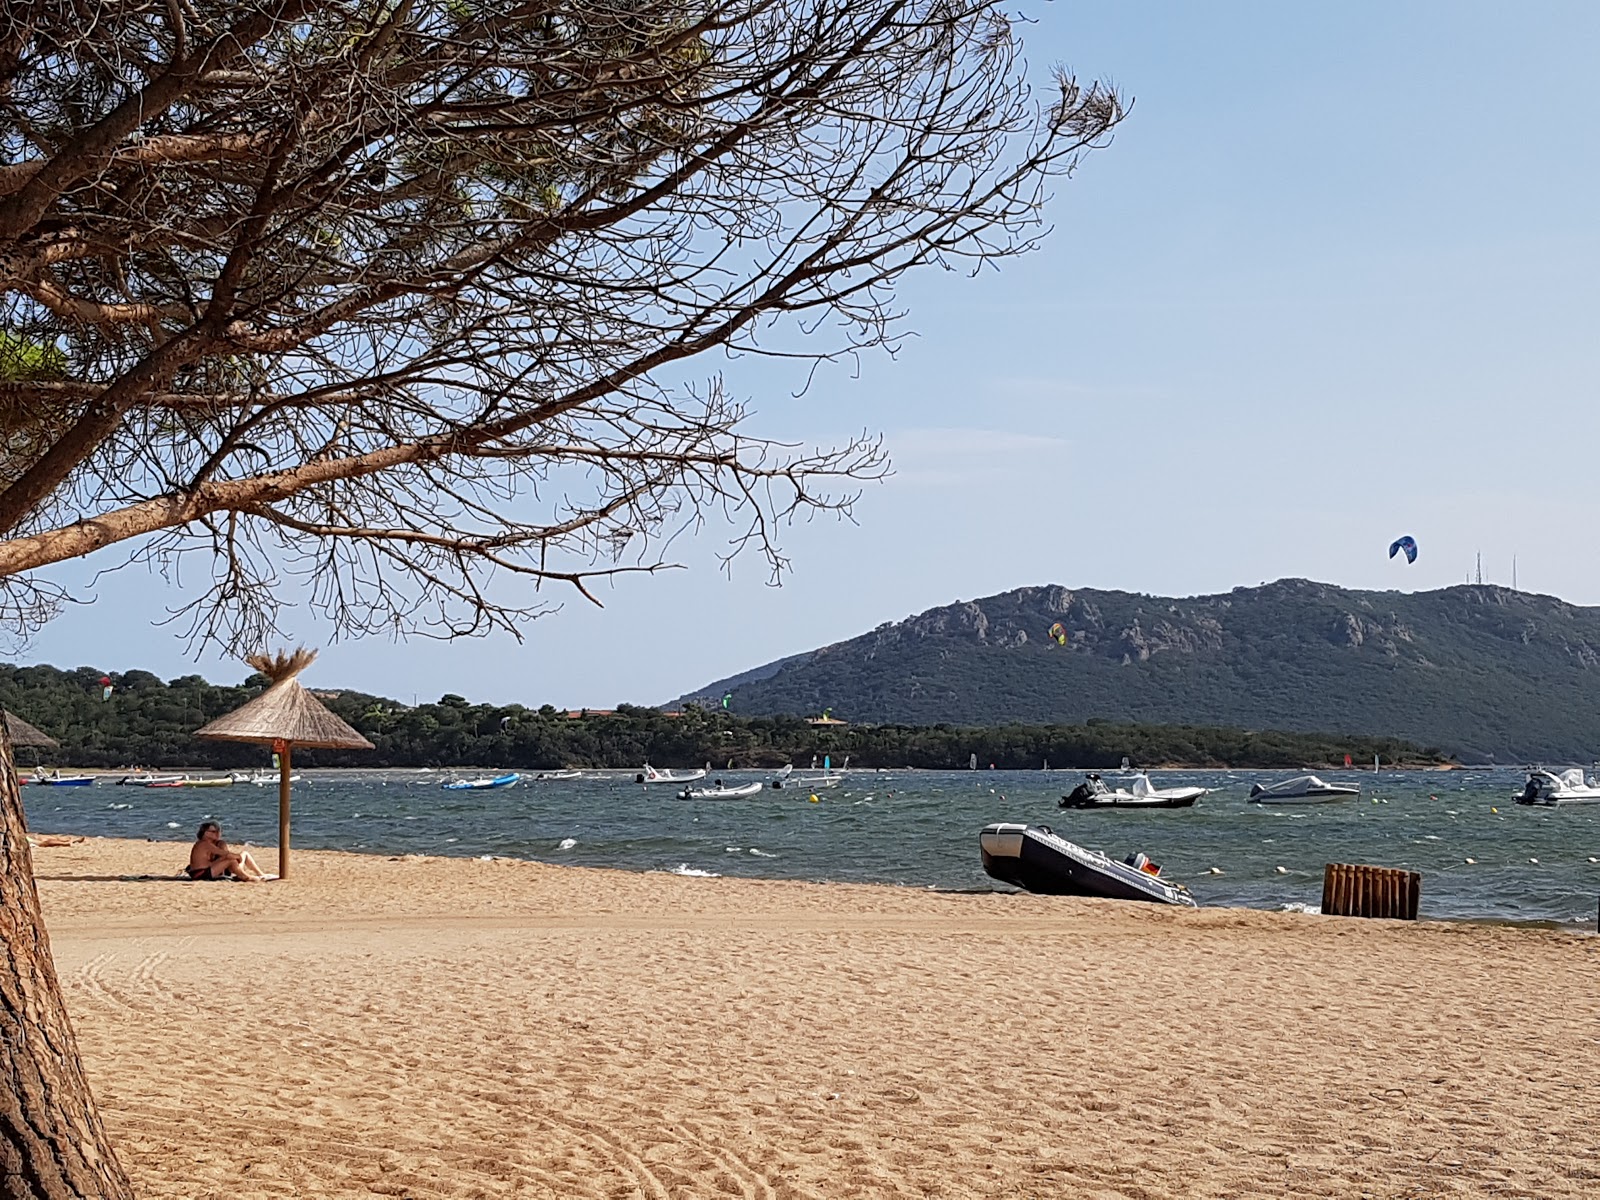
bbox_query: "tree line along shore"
[1,663,1445,771]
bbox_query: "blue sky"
[15,2,1600,707]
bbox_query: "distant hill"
[676,579,1600,761]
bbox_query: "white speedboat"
[770,760,847,790]
[228,770,302,785]
[677,781,765,800]
[116,771,185,786]
[1248,775,1360,804]
[1059,773,1206,810]
[636,764,707,784]
[533,769,583,780]
[1514,767,1600,806]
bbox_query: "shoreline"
[28,835,1600,1198]
[24,760,1476,776]
[30,829,1597,935]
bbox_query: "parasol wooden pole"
[278,742,292,880]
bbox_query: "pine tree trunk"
[0,727,134,1199]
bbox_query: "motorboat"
[441,772,521,791]
[533,769,583,780]
[979,823,1196,907]
[636,764,708,784]
[28,772,96,787]
[116,772,185,786]
[677,781,765,800]
[1059,773,1206,810]
[228,770,301,785]
[177,776,234,788]
[1514,767,1600,806]
[770,759,847,790]
[1247,775,1361,804]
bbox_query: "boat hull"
[442,773,520,790]
[678,782,765,799]
[979,823,1196,906]
[1248,790,1360,805]
[1059,791,1199,809]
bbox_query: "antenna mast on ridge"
[1475,552,1483,586]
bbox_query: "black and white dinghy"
[1059,772,1206,810]
[979,823,1197,907]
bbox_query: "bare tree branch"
[0,0,1124,650]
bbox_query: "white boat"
[1247,775,1361,804]
[1059,773,1207,810]
[792,774,843,790]
[228,770,302,785]
[533,769,583,780]
[677,781,765,800]
[635,764,708,784]
[116,771,185,786]
[770,759,847,790]
[1514,767,1600,806]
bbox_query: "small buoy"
[1275,865,1289,874]
[1529,857,1539,864]
[1464,858,1475,864]
[1490,807,1499,813]
[1589,857,1598,864]
[808,794,819,803]
[1206,867,1224,875]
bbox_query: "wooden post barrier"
[1321,863,1421,920]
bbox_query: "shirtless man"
[186,822,270,881]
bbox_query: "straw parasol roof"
[195,649,373,750]
[3,710,58,749]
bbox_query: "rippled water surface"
[27,767,1600,927]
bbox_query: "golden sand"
[28,836,1600,1198]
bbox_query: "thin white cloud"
[888,427,1071,487]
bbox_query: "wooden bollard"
[1321,863,1420,920]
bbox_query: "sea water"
[26,768,1600,928]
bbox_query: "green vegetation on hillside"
[681,580,1600,761]
[0,662,1441,770]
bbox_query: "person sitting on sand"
[186,822,271,882]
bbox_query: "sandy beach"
[25,836,1599,1198]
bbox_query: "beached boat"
[678,781,765,800]
[117,772,185,786]
[28,772,96,787]
[635,764,707,784]
[1248,775,1361,804]
[1514,767,1600,806]
[979,823,1196,906]
[1059,773,1206,809]
[441,772,521,791]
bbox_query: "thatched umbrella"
[195,649,372,879]
[3,711,58,749]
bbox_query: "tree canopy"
[0,0,1122,649]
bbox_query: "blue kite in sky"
[1388,535,1418,564]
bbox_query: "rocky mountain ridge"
[678,579,1600,760]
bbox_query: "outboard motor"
[1060,782,1095,809]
